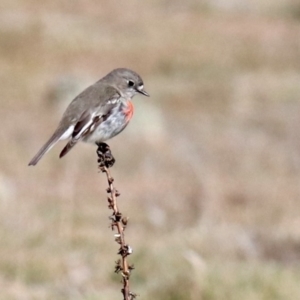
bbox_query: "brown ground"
[1,0,300,299]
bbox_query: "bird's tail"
[28,131,63,166]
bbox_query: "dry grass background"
[1,0,300,299]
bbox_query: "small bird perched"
[28,68,149,166]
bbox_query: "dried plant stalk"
[96,142,136,300]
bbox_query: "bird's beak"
[137,86,150,97]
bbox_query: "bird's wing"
[59,86,121,158]
[62,83,120,123]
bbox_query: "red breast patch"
[124,101,134,121]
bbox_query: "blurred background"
[1,0,300,299]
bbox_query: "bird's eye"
[128,80,134,87]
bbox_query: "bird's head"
[104,68,149,98]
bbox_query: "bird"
[28,68,149,166]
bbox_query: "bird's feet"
[96,142,116,168]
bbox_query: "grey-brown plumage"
[28,68,149,166]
